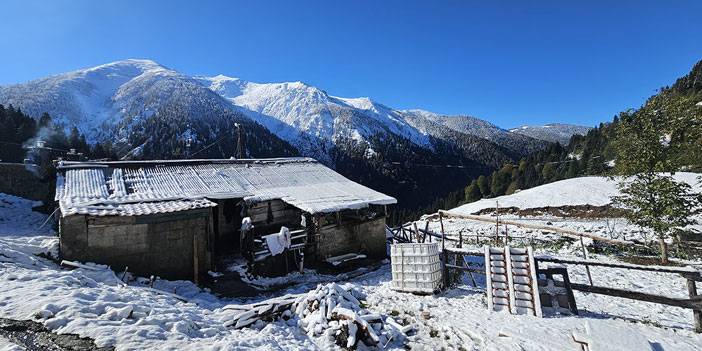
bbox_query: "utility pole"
[234,123,244,159]
[184,123,192,159]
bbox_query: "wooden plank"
[505,246,516,314]
[537,257,701,275]
[485,246,494,311]
[527,246,543,317]
[570,283,702,311]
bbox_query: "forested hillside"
[464,59,702,204]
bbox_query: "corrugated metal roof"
[56,158,396,216]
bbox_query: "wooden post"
[424,221,430,243]
[495,201,500,244]
[439,211,448,289]
[439,212,445,237]
[688,278,702,333]
[413,222,421,243]
[193,234,199,284]
[459,230,463,249]
[580,235,594,286]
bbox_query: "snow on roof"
[55,157,396,217]
[452,173,701,215]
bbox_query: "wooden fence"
[389,211,702,333]
[535,256,702,332]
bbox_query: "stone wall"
[59,209,212,281]
[0,163,53,201]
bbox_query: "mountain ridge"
[0,59,579,213]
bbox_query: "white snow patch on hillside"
[453,173,702,215]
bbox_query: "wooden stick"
[688,279,702,332]
[580,235,594,286]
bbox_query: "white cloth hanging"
[264,226,291,256]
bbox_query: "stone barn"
[55,158,396,281]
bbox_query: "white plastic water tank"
[390,243,442,294]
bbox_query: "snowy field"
[1,173,702,350]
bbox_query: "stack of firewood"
[222,283,414,349]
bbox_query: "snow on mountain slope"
[510,123,592,145]
[452,172,702,215]
[0,60,174,141]
[196,74,551,161]
[195,75,434,156]
[0,59,547,165]
[402,109,546,156]
[0,60,301,162]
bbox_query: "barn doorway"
[212,198,245,256]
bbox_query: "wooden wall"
[247,199,303,236]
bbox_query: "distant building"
[55,158,396,281]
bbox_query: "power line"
[190,134,228,158]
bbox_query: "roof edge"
[57,157,318,170]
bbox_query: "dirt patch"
[0,318,111,351]
[474,204,628,219]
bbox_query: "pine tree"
[541,162,555,183]
[464,180,482,203]
[505,181,519,195]
[476,175,489,196]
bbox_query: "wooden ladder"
[485,245,542,317]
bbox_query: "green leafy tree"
[612,92,702,263]
[613,173,701,263]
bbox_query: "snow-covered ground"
[2,189,702,350]
[453,172,701,215]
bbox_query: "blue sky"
[1,1,701,128]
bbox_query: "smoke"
[22,126,63,178]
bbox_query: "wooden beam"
[688,279,702,332]
[570,283,702,311]
[438,210,636,247]
[445,263,485,275]
[537,256,701,275]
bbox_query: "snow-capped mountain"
[0,59,547,162]
[0,59,297,158]
[195,74,545,162]
[509,123,592,145]
[0,59,552,209]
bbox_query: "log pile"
[222,283,414,349]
